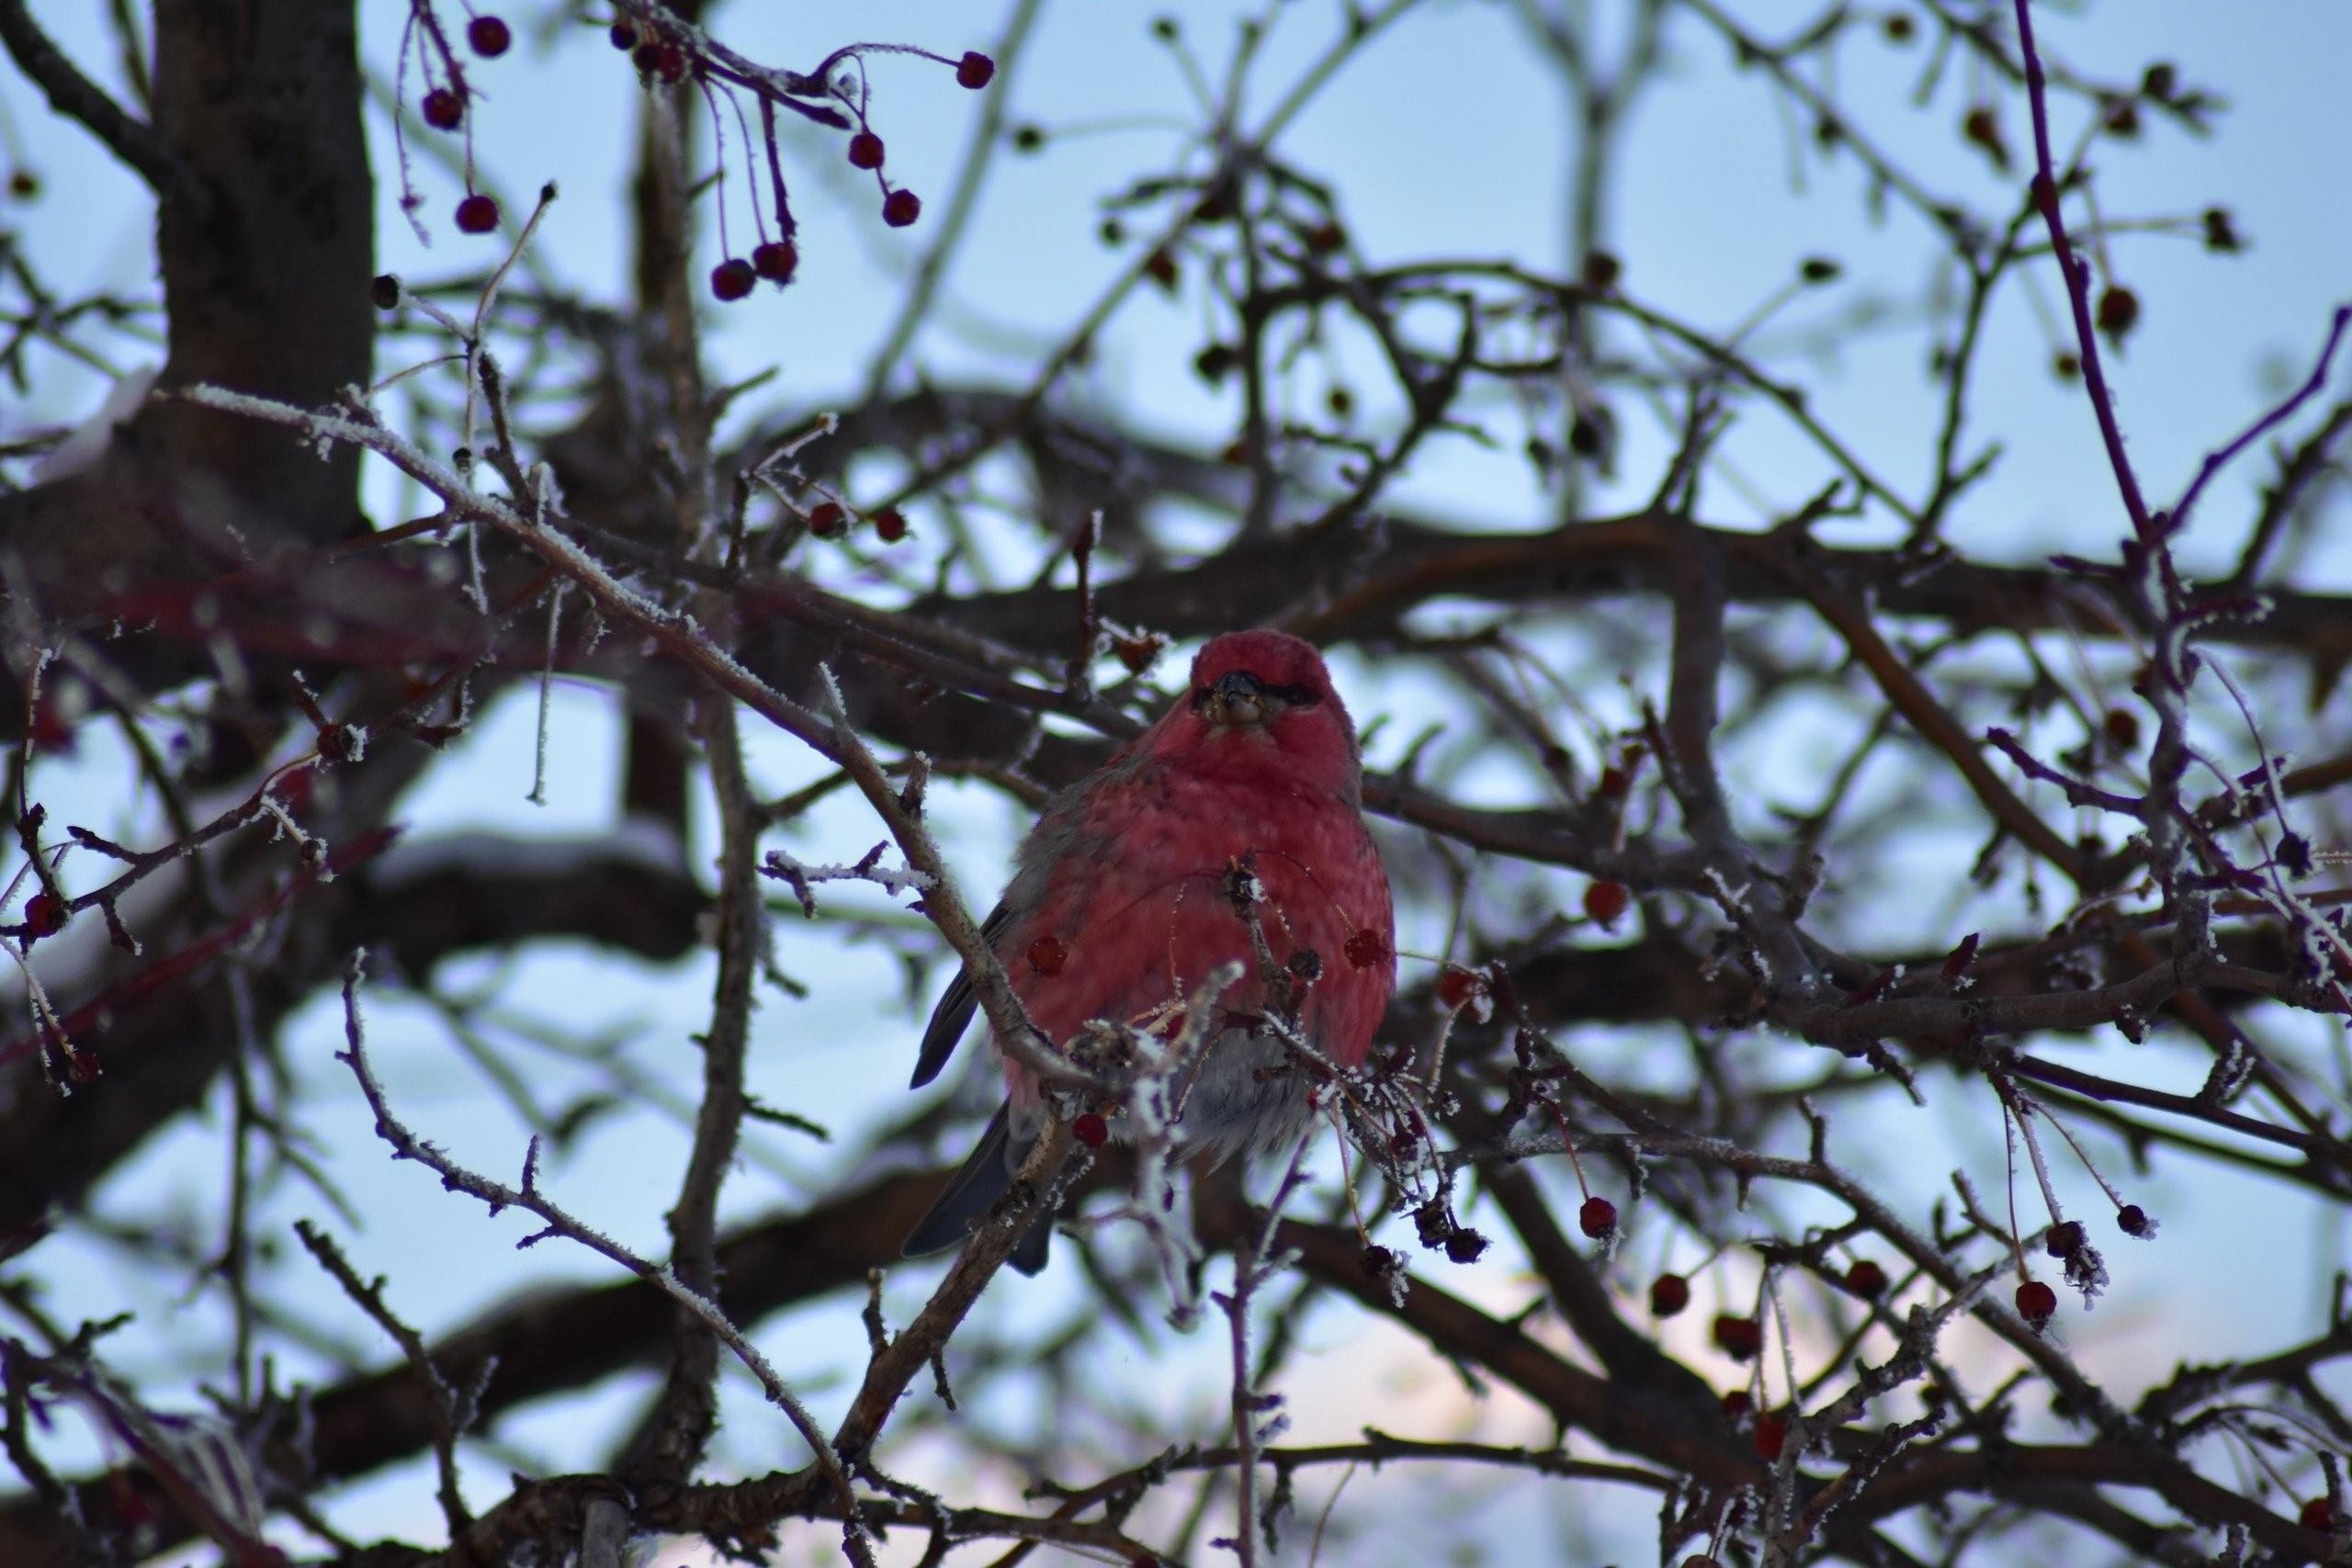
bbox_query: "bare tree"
[3,1,2349,1563]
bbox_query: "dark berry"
[956,51,995,89]
[2044,1221,2086,1258]
[1754,1412,1788,1461]
[2117,1204,2152,1236]
[23,890,65,939]
[752,241,797,283]
[1443,1227,1488,1264]
[1581,250,1621,291]
[6,169,38,200]
[1798,255,1841,284]
[1361,1245,1396,1278]
[2052,351,2082,380]
[1143,249,1179,292]
[1713,1314,1762,1360]
[2103,708,2139,749]
[1343,929,1391,970]
[468,16,511,57]
[1650,1273,1690,1318]
[1578,1196,1617,1239]
[1114,634,1165,674]
[872,507,907,543]
[1303,221,1345,254]
[1012,124,1046,153]
[2301,1497,2335,1531]
[709,258,755,301]
[1026,935,1067,976]
[370,274,401,310]
[1720,1388,1752,1418]
[807,502,845,537]
[423,88,465,130]
[1071,1111,1108,1148]
[609,19,636,50]
[2016,1280,2058,1328]
[2097,285,2140,344]
[1883,12,1916,41]
[1597,765,1631,799]
[632,41,662,72]
[882,188,922,227]
[1584,880,1631,927]
[2142,62,2177,99]
[847,131,885,170]
[455,194,499,233]
[1845,1259,1890,1299]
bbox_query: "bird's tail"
[902,1100,1053,1275]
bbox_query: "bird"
[904,628,1396,1273]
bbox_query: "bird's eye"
[1264,682,1321,708]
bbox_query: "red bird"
[905,628,1395,1272]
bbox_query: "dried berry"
[807,501,846,537]
[423,88,465,130]
[1713,1314,1763,1360]
[956,51,995,89]
[1361,1244,1397,1278]
[709,258,755,302]
[882,188,922,228]
[2117,1204,2153,1236]
[847,131,885,170]
[1650,1273,1690,1317]
[1027,935,1068,976]
[1845,1259,1890,1299]
[1343,928,1391,970]
[455,193,499,233]
[2044,1220,2086,1259]
[873,507,908,543]
[468,16,511,57]
[1071,1111,1108,1148]
[1578,1195,1617,1239]
[1443,1227,1489,1264]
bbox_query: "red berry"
[468,16,511,57]
[1845,1259,1889,1299]
[1435,965,1483,1010]
[1720,1388,1752,1418]
[650,41,686,81]
[1577,1195,1616,1239]
[455,194,499,233]
[1071,1111,1108,1148]
[1583,880,1631,927]
[882,188,922,228]
[422,88,464,130]
[1026,935,1067,976]
[847,131,885,170]
[1343,928,1390,970]
[956,51,995,89]
[806,502,845,537]
[23,890,65,939]
[2301,1497,2335,1531]
[709,258,755,301]
[752,241,797,283]
[1754,1412,1788,1461]
[1713,1314,1762,1360]
[2015,1280,2058,1328]
[1650,1273,1690,1318]
[872,507,908,543]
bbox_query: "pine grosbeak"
[905,628,1395,1271]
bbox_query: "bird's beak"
[1201,671,1272,728]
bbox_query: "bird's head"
[1148,629,1361,796]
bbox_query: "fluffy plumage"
[905,629,1395,1272]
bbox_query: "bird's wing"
[910,899,1014,1089]
[900,1099,1054,1274]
